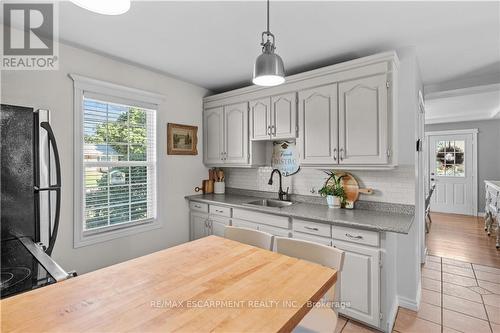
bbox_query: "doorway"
[425,129,478,216]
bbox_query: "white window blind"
[82,97,157,233]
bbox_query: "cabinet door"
[204,107,224,164]
[250,98,271,140]
[190,212,208,240]
[338,74,388,164]
[271,93,297,139]
[210,216,230,237]
[258,224,290,238]
[334,240,380,327]
[224,102,249,164]
[297,84,339,165]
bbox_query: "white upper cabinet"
[203,51,398,169]
[224,102,249,164]
[203,106,224,165]
[203,103,252,166]
[272,93,297,140]
[339,74,389,165]
[297,84,339,165]
[250,98,271,140]
[250,93,297,141]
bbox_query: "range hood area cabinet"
[203,51,399,169]
[249,92,297,141]
[203,102,266,166]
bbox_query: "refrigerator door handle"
[40,122,61,256]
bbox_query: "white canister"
[214,182,225,194]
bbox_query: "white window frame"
[70,74,164,248]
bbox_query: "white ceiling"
[425,84,500,124]
[8,1,500,93]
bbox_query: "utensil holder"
[214,182,225,194]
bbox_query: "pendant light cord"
[267,0,270,34]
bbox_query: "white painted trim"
[71,75,162,248]
[425,129,479,216]
[425,129,479,136]
[386,298,400,333]
[69,74,165,105]
[425,113,497,125]
[425,83,500,100]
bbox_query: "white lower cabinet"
[190,209,230,240]
[334,239,380,328]
[292,231,332,246]
[190,211,209,240]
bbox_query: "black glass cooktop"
[0,237,55,299]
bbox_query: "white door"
[224,102,249,164]
[190,212,208,240]
[428,133,475,215]
[271,92,297,139]
[338,74,388,164]
[334,240,380,328]
[250,98,271,140]
[203,107,224,164]
[297,84,339,165]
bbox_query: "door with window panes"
[428,134,474,215]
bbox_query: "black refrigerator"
[1,104,72,299]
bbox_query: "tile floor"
[335,255,500,333]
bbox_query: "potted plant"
[318,171,346,208]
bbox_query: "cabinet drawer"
[231,219,259,230]
[190,201,209,213]
[232,209,289,229]
[293,219,331,237]
[209,205,231,217]
[293,232,332,246]
[332,226,379,247]
[259,224,290,238]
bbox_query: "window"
[435,140,465,177]
[72,75,162,247]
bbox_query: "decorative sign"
[271,141,300,176]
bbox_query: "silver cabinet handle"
[340,148,344,161]
[304,226,319,231]
[333,148,337,161]
[267,125,272,135]
[346,233,363,239]
[272,125,276,136]
[194,204,201,209]
[215,209,224,213]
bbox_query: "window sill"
[74,218,162,248]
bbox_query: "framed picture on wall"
[167,123,198,155]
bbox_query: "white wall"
[1,42,208,274]
[395,47,422,310]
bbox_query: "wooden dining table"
[1,235,337,332]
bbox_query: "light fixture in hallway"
[252,0,285,86]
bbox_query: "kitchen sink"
[245,199,294,208]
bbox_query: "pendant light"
[70,0,131,15]
[253,0,285,86]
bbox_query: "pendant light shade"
[253,0,285,86]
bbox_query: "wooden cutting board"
[325,172,373,205]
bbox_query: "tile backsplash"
[223,166,415,205]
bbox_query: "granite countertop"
[185,193,414,234]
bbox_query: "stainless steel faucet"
[268,169,289,201]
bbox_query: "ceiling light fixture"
[70,0,131,15]
[252,0,285,86]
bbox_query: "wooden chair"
[274,237,345,333]
[224,226,274,251]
